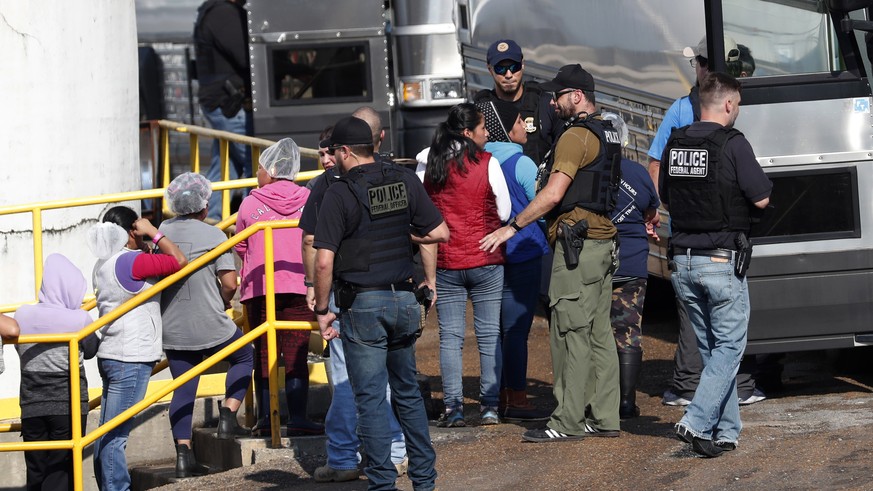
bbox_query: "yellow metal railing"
[156,119,319,220]
[0,219,315,491]
[0,166,321,314]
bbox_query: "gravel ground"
[154,278,873,490]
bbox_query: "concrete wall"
[0,0,140,399]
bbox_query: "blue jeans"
[340,290,436,491]
[94,359,155,491]
[201,106,253,221]
[436,265,503,409]
[501,257,542,391]
[326,296,406,470]
[671,253,748,444]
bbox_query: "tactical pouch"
[333,280,357,309]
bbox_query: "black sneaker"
[583,423,620,437]
[714,441,737,451]
[522,427,584,443]
[675,424,694,444]
[692,437,725,458]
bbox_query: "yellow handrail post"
[220,139,230,220]
[251,145,261,180]
[69,339,84,491]
[32,209,43,298]
[190,133,200,174]
[264,226,282,448]
[161,126,171,189]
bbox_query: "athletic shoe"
[739,388,767,406]
[522,427,584,443]
[436,409,466,428]
[662,389,692,406]
[714,441,737,451]
[480,407,500,426]
[583,423,620,437]
[675,423,694,443]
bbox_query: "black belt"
[354,281,416,293]
[674,248,734,259]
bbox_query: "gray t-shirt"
[159,217,238,350]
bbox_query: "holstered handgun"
[560,219,588,269]
[734,232,753,279]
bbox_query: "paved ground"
[155,278,873,490]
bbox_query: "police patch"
[368,181,408,216]
[668,148,708,177]
[524,116,536,133]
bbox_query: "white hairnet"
[259,138,301,180]
[601,112,629,147]
[166,172,212,216]
[87,222,128,260]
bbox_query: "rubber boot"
[502,389,550,422]
[619,350,642,419]
[175,443,209,478]
[252,377,272,436]
[217,402,250,440]
[285,376,324,436]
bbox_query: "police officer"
[312,116,448,489]
[473,39,560,166]
[661,72,771,458]
[481,64,622,442]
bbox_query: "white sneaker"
[739,388,767,406]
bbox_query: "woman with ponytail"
[415,103,510,427]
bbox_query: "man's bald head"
[352,106,384,151]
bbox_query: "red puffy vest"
[425,151,505,270]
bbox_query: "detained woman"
[416,102,510,427]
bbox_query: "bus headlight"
[431,79,462,100]
[402,81,423,103]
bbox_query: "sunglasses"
[327,145,344,156]
[553,89,574,100]
[493,62,522,75]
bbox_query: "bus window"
[752,167,859,243]
[268,43,371,105]
[722,0,833,77]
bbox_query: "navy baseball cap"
[487,39,523,66]
[540,64,595,93]
[320,117,372,148]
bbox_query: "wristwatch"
[314,305,330,316]
[509,218,523,232]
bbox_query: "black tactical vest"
[473,81,551,165]
[663,126,752,233]
[333,162,414,286]
[539,114,622,216]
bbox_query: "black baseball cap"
[540,64,595,93]
[319,116,372,148]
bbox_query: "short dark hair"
[699,72,742,108]
[319,125,334,144]
[346,143,375,158]
[102,206,138,231]
[738,44,756,76]
[581,89,596,106]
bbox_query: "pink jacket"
[235,180,310,301]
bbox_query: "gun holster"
[333,280,357,309]
[734,232,753,279]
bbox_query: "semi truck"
[456,0,873,353]
[135,0,464,163]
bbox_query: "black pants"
[21,414,86,491]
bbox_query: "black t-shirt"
[661,121,772,250]
[300,169,338,235]
[313,162,443,256]
[194,0,250,110]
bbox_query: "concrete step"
[131,430,327,490]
